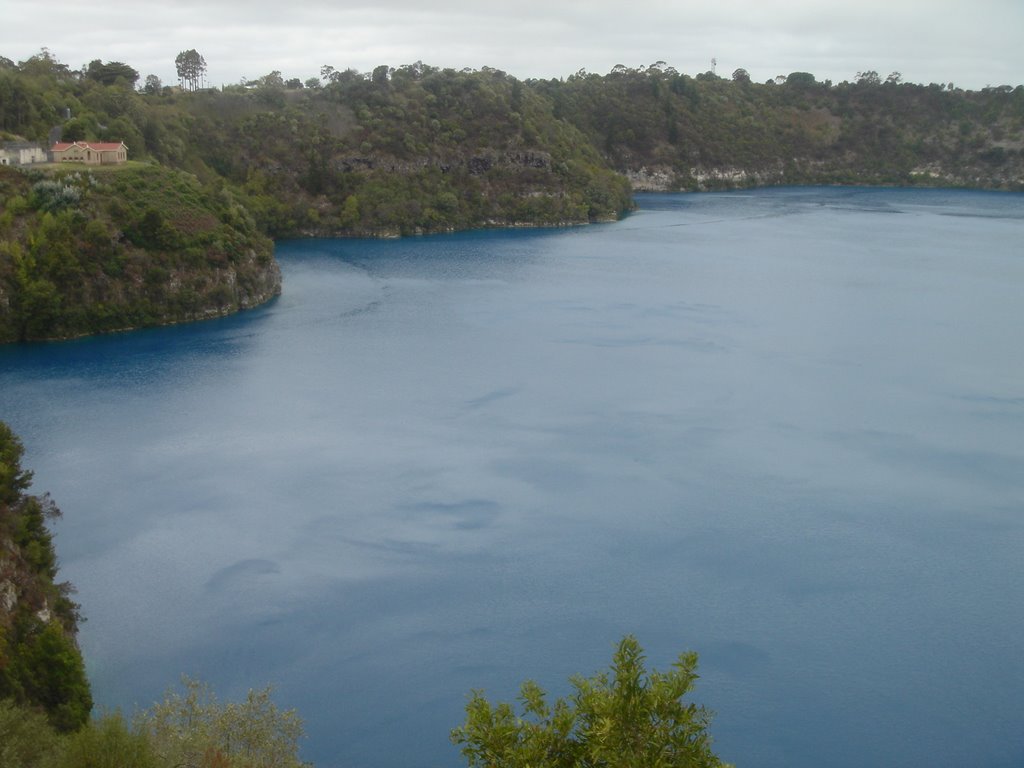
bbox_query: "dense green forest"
[538,65,1024,190]
[1,49,1022,341]
[4,51,1021,235]
[1,52,634,240]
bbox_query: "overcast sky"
[3,0,1022,90]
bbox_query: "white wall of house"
[0,144,47,165]
[18,146,47,164]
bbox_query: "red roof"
[51,141,126,152]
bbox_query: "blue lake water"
[1,187,1023,767]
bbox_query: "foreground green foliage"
[0,422,92,732]
[55,712,159,768]
[0,681,304,768]
[452,635,727,768]
[0,698,63,767]
[144,677,305,768]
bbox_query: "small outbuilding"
[0,142,48,166]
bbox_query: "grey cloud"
[3,1,1021,89]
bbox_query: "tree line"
[2,50,1020,242]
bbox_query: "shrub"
[452,635,729,768]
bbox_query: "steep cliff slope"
[0,422,91,732]
[0,164,280,342]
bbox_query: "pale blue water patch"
[1,188,1023,768]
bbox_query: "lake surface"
[1,187,1022,768]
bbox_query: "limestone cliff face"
[0,537,24,614]
[0,535,57,631]
[624,158,1024,192]
[626,163,793,191]
[155,246,282,324]
[234,248,283,309]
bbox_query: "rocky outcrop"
[687,165,788,190]
[0,578,15,613]
[625,167,677,191]
[624,158,1024,192]
[1,537,20,612]
[625,164,788,191]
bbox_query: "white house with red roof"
[50,141,128,165]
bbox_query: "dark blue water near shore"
[2,187,1023,768]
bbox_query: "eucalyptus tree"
[175,48,207,92]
